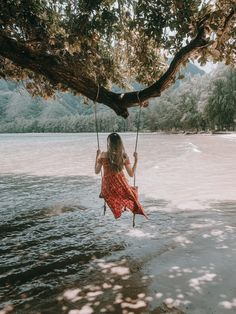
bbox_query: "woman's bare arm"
[125,152,138,177]
[95,149,102,174]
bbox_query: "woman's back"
[100,151,130,176]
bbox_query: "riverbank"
[0,130,235,135]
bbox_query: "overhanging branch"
[0,8,235,118]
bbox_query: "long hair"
[107,133,126,172]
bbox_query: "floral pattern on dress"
[100,157,147,219]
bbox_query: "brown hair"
[107,133,127,172]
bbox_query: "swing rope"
[94,84,107,215]
[134,91,142,188]
[133,91,142,227]
[94,84,100,150]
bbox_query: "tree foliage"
[204,67,236,130]
[0,0,235,116]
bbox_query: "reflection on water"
[0,133,236,313]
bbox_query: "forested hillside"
[0,65,235,133]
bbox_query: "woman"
[95,132,147,220]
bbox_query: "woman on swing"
[95,132,147,221]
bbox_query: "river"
[0,133,236,314]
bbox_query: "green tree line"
[0,65,235,133]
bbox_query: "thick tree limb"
[0,34,128,116]
[0,31,206,117]
[0,9,235,117]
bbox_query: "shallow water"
[0,133,236,313]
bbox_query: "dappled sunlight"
[200,224,236,244]
[59,258,151,313]
[68,306,94,314]
[126,228,155,238]
[138,203,236,312]
[219,299,236,310]
[143,263,221,312]
[97,260,130,276]
[189,272,217,293]
[163,297,191,308]
[59,257,189,313]
[58,226,232,314]
[121,299,147,310]
[174,236,193,247]
[63,288,82,301]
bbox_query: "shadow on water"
[0,174,236,313]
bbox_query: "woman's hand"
[96,149,101,158]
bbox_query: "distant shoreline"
[0,131,235,135]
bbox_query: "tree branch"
[218,6,236,45]
[0,34,127,116]
[0,8,234,118]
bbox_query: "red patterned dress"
[99,156,147,220]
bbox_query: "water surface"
[0,133,236,313]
